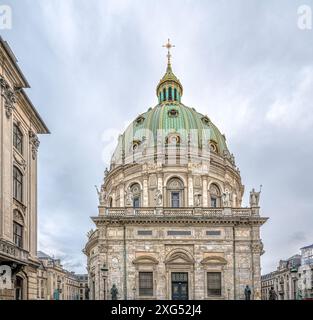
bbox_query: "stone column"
[119,184,124,207]
[157,175,163,206]
[188,175,193,207]
[143,174,149,207]
[202,176,208,207]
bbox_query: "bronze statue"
[111,284,118,300]
[244,285,251,300]
[269,287,277,300]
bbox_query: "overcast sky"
[2,0,313,274]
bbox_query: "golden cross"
[162,38,175,64]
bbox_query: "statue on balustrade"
[249,185,262,207]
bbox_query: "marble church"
[84,40,267,300]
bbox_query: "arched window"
[13,166,23,202]
[209,184,221,208]
[168,87,172,101]
[163,88,166,101]
[130,183,141,208]
[167,178,184,208]
[13,124,23,154]
[174,88,177,101]
[109,197,113,208]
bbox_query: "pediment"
[165,253,194,265]
[132,255,159,265]
[200,256,227,265]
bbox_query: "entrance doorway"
[171,272,188,300]
[15,276,23,300]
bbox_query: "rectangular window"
[207,272,222,296]
[139,272,153,296]
[211,197,217,208]
[167,230,191,236]
[13,222,23,248]
[138,230,153,236]
[133,197,140,208]
[206,230,221,236]
[171,192,180,208]
[13,166,23,202]
[13,124,23,154]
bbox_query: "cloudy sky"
[2,0,313,273]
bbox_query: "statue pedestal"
[0,289,14,300]
[223,207,232,216]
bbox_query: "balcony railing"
[102,207,255,218]
[0,239,29,263]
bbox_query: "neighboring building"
[84,41,268,300]
[76,274,89,300]
[0,37,49,300]
[298,244,313,299]
[261,255,301,300]
[37,251,80,300]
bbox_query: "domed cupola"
[156,39,183,104]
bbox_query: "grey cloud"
[3,0,313,273]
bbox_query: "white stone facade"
[84,54,267,300]
[0,37,49,300]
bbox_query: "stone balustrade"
[102,207,256,217]
[0,239,29,263]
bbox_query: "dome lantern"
[156,39,183,103]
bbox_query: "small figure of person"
[244,285,251,300]
[111,284,118,300]
[269,286,278,300]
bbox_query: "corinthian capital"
[0,75,16,118]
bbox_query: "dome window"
[209,140,218,153]
[163,88,166,101]
[168,109,179,118]
[202,116,210,125]
[174,88,177,101]
[135,116,145,125]
[165,134,181,145]
[132,140,141,151]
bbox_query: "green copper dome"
[111,102,229,166]
[110,53,229,167]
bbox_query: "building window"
[174,88,177,101]
[133,197,140,208]
[168,109,179,118]
[167,230,191,236]
[130,183,141,208]
[13,166,23,202]
[209,184,221,208]
[167,178,184,208]
[13,222,23,248]
[171,192,180,208]
[13,124,23,154]
[211,197,217,208]
[206,230,221,236]
[163,88,166,101]
[139,272,153,296]
[207,272,222,296]
[138,230,153,236]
